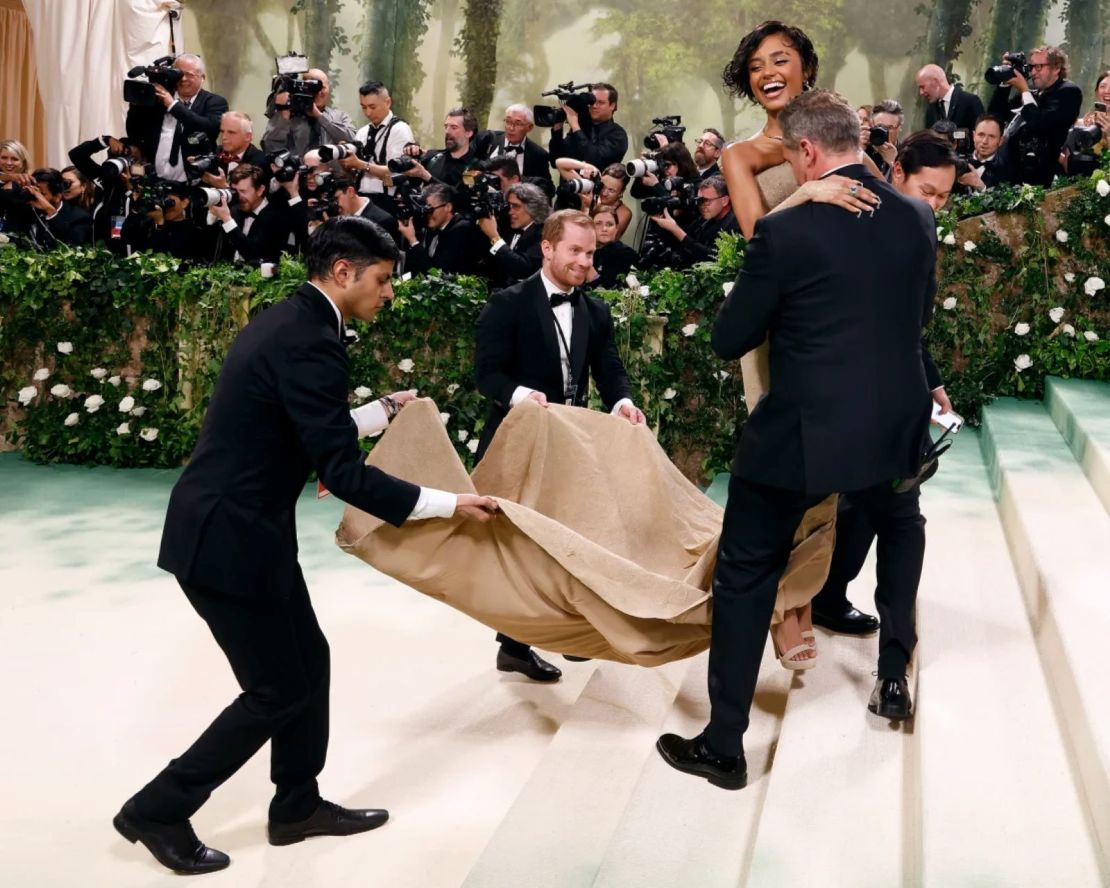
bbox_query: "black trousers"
[812,495,878,614]
[705,475,924,759]
[130,570,330,824]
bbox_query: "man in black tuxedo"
[397,183,486,276]
[210,163,301,264]
[113,217,499,875]
[918,65,985,131]
[694,128,725,179]
[477,104,552,179]
[657,91,937,790]
[988,45,1083,186]
[548,83,629,169]
[126,53,228,184]
[214,111,267,172]
[474,208,646,681]
[121,181,215,262]
[476,182,549,285]
[16,167,94,246]
[334,173,401,248]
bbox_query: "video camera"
[985,52,1033,87]
[124,55,184,107]
[533,81,596,128]
[132,178,179,214]
[271,53,324,116]
[457,167,507,219]
[644,116,686,151]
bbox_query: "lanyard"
[551,304,576,404]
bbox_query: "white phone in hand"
[931,401,963,433]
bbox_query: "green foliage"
[454,0,504,128]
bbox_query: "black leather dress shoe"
[268,800,389,846]
[868,676,914,720]
[562,655,591,662]
[812,603,879,635]
[496,647,562,682]
[113,800,230,875]
[655,733,747,790]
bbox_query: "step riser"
[1046,381,1110,518]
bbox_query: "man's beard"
[445,136,459,152]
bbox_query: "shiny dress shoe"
[496,647,562,682]
[868,676,914,720]
[113,800,230,875]
[562,655,591,662]
[268,799,389,846]
[812,602,879,635]
[655,732,747,790]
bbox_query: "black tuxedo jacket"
[474,272,633,457]
[68,137,132,250]
[405,214,486,276]
[924,85,985,130]
[126,89,229,164]
[989,79,1083,185]
[158,283,420,598]
[678,210,739,265]
[216,201,295,265]
[712,165,936,495]
[44,200,93,246]
[476,131,552,178]
[589,241,638,290]
[355,199,401,248]
[227,144,268,171]
[488,222,543,285]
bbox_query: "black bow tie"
[550,289,579,307]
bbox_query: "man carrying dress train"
[657,90,937,789]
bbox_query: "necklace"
[761,126,784,142]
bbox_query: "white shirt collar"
[539,269,572,298]
[942,84,955,105]
[305,281,344,334]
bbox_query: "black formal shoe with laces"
[113,800,230,875]
[812,602,880,635]
[496,647,562,682]
[268,800,389,846]
[868,676,914,720]
[655,732,747,790]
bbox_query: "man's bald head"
[916,64,950,102]
[306,68,331,108]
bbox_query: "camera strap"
[368,117,404,165]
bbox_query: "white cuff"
[222,219,238,232]
[610,397,634,416]
[510,385,537,407]
[1021,91,1037,106]
[349,400,388,438]
[288,196,303,206]
[489,238,506,254]
[167,99,179,112]
[407,487,458,521]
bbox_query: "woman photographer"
[554,158,632,238]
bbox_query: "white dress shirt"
[940,85,955,119]
[355,112,416,194]
[154,96,190,183]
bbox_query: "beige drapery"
[0,0,46,167]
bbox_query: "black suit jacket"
[43,200,93,246]
[126,89,229,164]
[474,272,633,457]
[925,85,985,130]
[678,210,739,265]
[548,119,629,169]
[589,241,638,290]
[488,222,543,286]
[356,199,401,249]
[158,283,420,598]
[712,165,936,495]
[476,131,552,179]
[989,79,1083,185]
[216,200,295,265]
[68,137,132,250]
[227,144,268,171]
[405,214,486,276]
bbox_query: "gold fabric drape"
[0,1,46,168]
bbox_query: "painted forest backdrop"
[183,0,1110,149]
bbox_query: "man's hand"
[0,171,34,187]
[478,215,499,241]
[201,170,229,188]
[455,494,499,523]
[340,154,368,172]
[523,391,549,408]
[211,196,232,223]
[404,161,431,181]
[931,386,953,417]
[389,389,418,409]
[563,103,580,132]
[403,143,424,158]
[153,83,174,109]
[617,403,646,425]
[26,185,54,214]
[958,168,986,192]
[281,172,301,197]
[146,206,165,226]
[650,208,682,236]
[877,141,897,166]
[397,216,418,244]
[307,100,323,120]
[107,136,126,156]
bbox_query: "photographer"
[917,64,985,130]
[629,141,699,200]
[644,175,737,267]
[341,81,415,204]
[866,99,904,177]
[333,173,401,248]
[209,163,301,264]
[478,181,550,285]
[397,183,485,276]
[125,54,228,184]
[694,128,725,179]
[67,135,146,251]
[261,67,356,157]
[1060,70,1110,174]
[1,168,94,247]
[214,111,266,174]
[548,83,628,169]
[476,104,552,178]
[400,108,480,189]
[988,46,1083,186]
[958,114,1005,191]
[121,180,213,262]
[60,166,96,213]
[554,158,632,239]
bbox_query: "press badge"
[564,383,577,406]
[111,216,126,239]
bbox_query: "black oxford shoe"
[656,733,747,790]
[113,800,230,875]
[268,800,389,846]
[496,647,562,682]
[868,676,914,720]
[812,603,880,635]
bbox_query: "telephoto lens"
[191,186,235,208]
[626,158,659,178]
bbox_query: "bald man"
[918,64,984,131]
[262,66,357,156]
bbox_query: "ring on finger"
[848,184,860,195]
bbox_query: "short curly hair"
[722,21,819,103]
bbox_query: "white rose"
[1065,272,1076,284]
[663,387,677,400]
[116,422,131,435]
[141,378,162,392]
[1098,179,1110,197]
[84,394,104,413]
[1084,330,1100,342]
[625,273,641,290]
[717,370,730,381]
[90,368,108,380]
[56,341,73,354]
[108,375,122,387]
[1014,354,1033,372]
[440,412,450,425]
[118,395,136,413]
[722,281,735,296]
[681,323,698,337]
[397,358,415,373]
[353,386,373,399]
[17,385,37,405]
[943,233,957,246]
[1084,276,1106,296]
[50,383,72,398]
[64,412,79,427]
[1063,324,1076,337]
[32,368,50,381]
[936,226,944,238]
[1014,322,1030,336]
[457,430,469,442]
[639,285,651,297]
[963,240,976,253]
[1049,307,1065,323]
[130,406,146,417]
[446,383,460,395]
[1055,229,1069,243]
[139,427,159,442]
[1104,214,1110,227]
[942,297,957,311]
[466,438,479,454]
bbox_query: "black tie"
[168,99,192,165]
[550,289,579,308]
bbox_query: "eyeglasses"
[695,195,727,205]
[424,203,447,211]
[694,137,722,148]
[1030,63,1051,70]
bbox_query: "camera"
[626,157,660,178]
[266,150,307,183]
[101,157,132,180]
[533,81,596,128]
[124,55,184,106]
[271,53,324,116]
[557,177,599,195]
[985,52,1032,87]
[641,179,699,216]
[306,142,363,165]
[387,155,418,175]
[458,169,506,219]
[184,154,223,183]
[643,116,686,151]
[392,181,429,223]
[869,125,889,148]
[7,182,38,203]
[306,174,341,222]
[132,178,177,214]
[1064,124,1103,176]
[190,186,235,208]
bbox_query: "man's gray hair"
[872,98,905,127]
[504,103,534,125]
[779,90,862,154]
[222,110,253,134]
[700,174,728,197]
[507,182,551,224]
[175,52,205,76]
